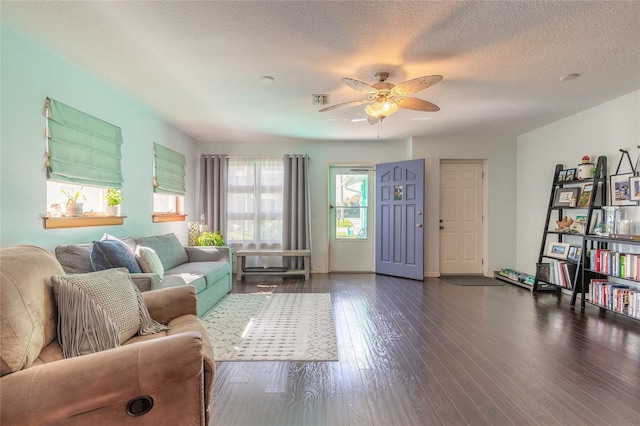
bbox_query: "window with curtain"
[227,158,284,265]
[153,143,186,218]
[45,98,123,216]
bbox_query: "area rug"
[440,275,505,286]
[202,293,338,362]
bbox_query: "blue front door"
[375,159,425,280]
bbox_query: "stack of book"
[589,249,640,279]
[590,279,640,318]
[537,260,576,289]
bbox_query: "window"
[44,98,125,227]
[47,182,106,216]
[152,143,186,222]
[227,158,283,253]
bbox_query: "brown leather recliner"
[0,245,215,425]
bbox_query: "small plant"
[105,189,123,207]
[60,187,86,206]
[338,219,354,228]
[196,230,226,246]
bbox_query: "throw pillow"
[91,238,142,273]
[135,246,165,279]
[51,268,169,358]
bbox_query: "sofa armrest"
[0,332,205,425]
[185,246,231,263]
[141,285,198,324]
[130,272,162,292]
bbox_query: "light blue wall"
[0,25,200,250]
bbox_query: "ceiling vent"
[313,94,329,105]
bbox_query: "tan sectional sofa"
[55,233,232,317]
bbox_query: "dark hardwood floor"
[209,274,640,426]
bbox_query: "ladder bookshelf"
[532,156,607,306]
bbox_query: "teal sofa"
[55,233,232,317]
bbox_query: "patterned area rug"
[202,293,338,362]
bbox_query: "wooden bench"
[235,249,310,281]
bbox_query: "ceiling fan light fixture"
[365,99,399,119]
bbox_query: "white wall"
[516,90,640,275]
[412,135,518,276]
[0,25,200,250]
[198,138,411,272]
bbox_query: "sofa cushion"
[91,239,142,273]
[55,243,94,274]
[135,246,165,279]
[50,268,168,358]
[161,273,207,293]
[165,262,230,288]
[1,246,64,376]
[135,233,188,270]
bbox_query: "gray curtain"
[283,154,311,270]
[199,154,227,235]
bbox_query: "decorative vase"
[105,205,120,216]
[595,206,618,236]
[65,203,84,217]
[577,163,594,180]
[188,222,200,246]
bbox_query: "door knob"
[417,223,423,228]
[439,225,444,229]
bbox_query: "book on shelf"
[589,279,640,319]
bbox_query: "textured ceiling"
[2,1,639,142]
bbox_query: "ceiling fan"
[319,72,443,124]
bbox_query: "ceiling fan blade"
[395,97,440,112]
[319,99,371,112]
[342,78,378,94]
[367,115,379,125]
[391,75,443,96]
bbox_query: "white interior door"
[439,161,484,275]
[328,166,374,272]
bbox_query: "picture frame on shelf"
[577,183,594,207]
[536,263,550,282]
[630,176,640,201]
[557,170,567,182]
[569,215,587,234]
[610,173,636,206]
[546,242,571,259]
[553,187,580,207]
[566,246,582,262]
[565,168,576,181]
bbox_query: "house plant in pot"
[104,189,122,216]
[196,230,226,246]
[61,187,85,217]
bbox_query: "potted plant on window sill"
[61,187,85,217]
[105,189,123,216]
[195,230,226,246]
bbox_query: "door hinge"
[482,258,484,265]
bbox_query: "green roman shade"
[45,98,124,189]
[153,143,186,195]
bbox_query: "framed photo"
[630,176,640,201]
[557,170,567,182]
[565,168,576,181]
[577,183,593,207]
[610,173,636,206]
[536,263,550,282]
[547,242,571,260]
[553,187,580,207]
[566,246,582,262]
[569,215,587,234]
